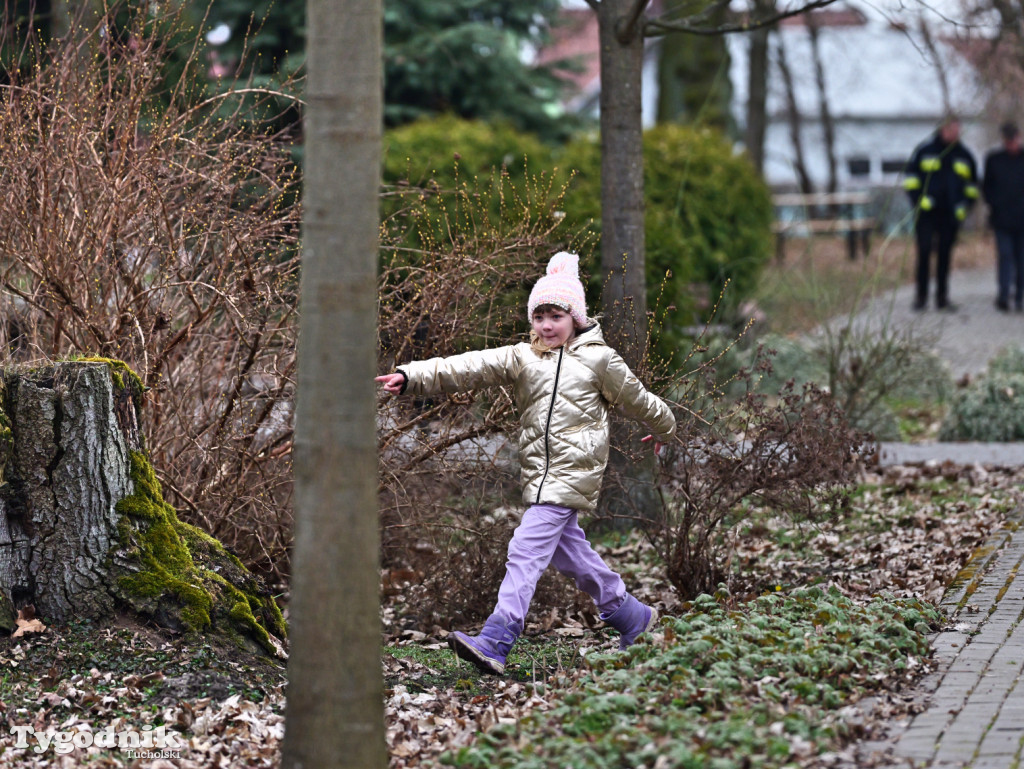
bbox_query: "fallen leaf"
[12,608,47,638]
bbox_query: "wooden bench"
[772,191,876,261]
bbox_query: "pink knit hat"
[527,251,588,328]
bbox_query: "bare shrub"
[652,373,867,598]
[0,6,301,580]
[589,301,870,600]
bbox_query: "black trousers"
[995,229,1024,308]
[915,211,960,307]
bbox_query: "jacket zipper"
[535,347,564,504]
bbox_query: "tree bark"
[281,0,386,764]
[596,0,663,526]
[745,0,776,175]
[599,0,649,364]
[0,363,135,622]
[0,361,285,654]
[776,34,815,195]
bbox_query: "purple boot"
[601,594,658,650]
[448,615,522,675]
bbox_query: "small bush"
[381,115,555,213]
[986,345,1024,377]
[940,373,1024,441]
[379,116,578,318]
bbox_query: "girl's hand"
[375,373,406,395]
[641,434,665,457]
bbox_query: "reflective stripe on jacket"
[903,133,979,216]
[398,323,676,511]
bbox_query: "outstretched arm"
[378,346,520,397]
[599,350,676,444]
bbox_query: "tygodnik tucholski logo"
[10,723,183,757]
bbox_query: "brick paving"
[856,511,1024,768]
[841,267,1024,768]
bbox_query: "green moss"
[0,403,13,482]
[73,356,145,410]
[113,451,286,650]
[208,571,274,649]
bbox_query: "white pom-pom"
[547,251,579,277]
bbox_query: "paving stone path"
[839,267,1024,768]
[830,266,1024,382]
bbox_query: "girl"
[376,251,675,674]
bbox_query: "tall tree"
[205,0,575,140]
[583,0,834,360]
[281,0,385,767]
[745,0,777,175]
[586,0,833,523]
[656,11,733,129]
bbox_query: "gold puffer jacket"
[399,324,676,511]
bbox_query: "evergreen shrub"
[560,123,774,355]
[940,348,1024,441]
[380,116,567,272]
[985,345,1024,377]
[382,115,554,202]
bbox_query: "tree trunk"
[599,0,649,362]
[0,361,285,653]
[280,0,386,764]
[776,35,815,195]
[745,0,776,175]
[0,362,135,622]
[596,1,662,526]
[806,14,837,194]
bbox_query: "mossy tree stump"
[0,361,285,654]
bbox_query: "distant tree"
[656,12,733,129]
[383,0,578,141]
[776,30,815,194]
[203,0,577,141]
[745,0,777,175]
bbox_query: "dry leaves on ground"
[0,463,1018,769]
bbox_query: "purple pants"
[494,503,626,625]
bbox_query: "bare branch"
[643,0,838,36]
[617,0,654,43]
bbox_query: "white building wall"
[728,7,992,191]
[762,118,991,191]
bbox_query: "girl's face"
[532,306,576,349]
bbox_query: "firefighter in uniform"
[903,117,979,311]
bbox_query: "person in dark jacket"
[983,122,1024,312]
[903,117,980,311]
